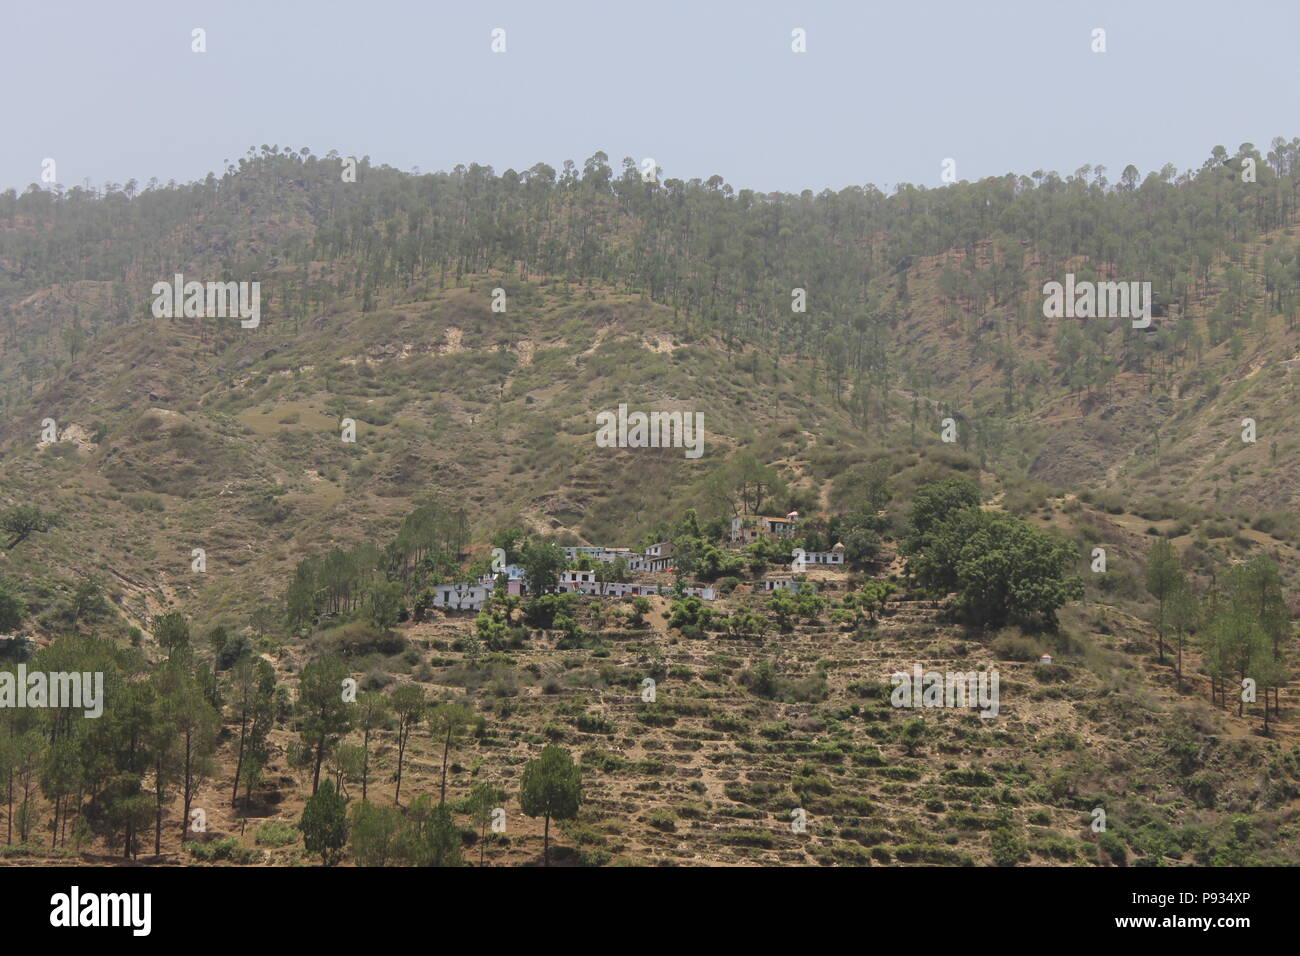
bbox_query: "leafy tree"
[69,575,109,626]
[214,632,253,671]
[860,579,897,619]
[490,526,525,565]
[1252,646,1288,734]
[704,453,786,517]
[156,654,221,840]
[627,596,651,628]
[596,555,630,584]
[330,743,367,797]
[428,700,474,805]
[911,509,1082,628]
[152,612,191,656]
[842,525,883,564]
[1167,580,1199,687]
[1205,560,1291,721]
[400,795,463,867]
[299,778,348,866]
[766,589,799,632]
[40,736,82,851]
[4,727,45,845]
[354,691,390,802]
[1203,580,1269,717]
[143,685,179,856]
[296,656,352,795]
[238,667,279,809]
[227,657,276,808]
[861,458,892,512]
[1,505,54,550]
[1145,538,1181,663]
[793,588,825,622]
[349,801,403,866]
[519,744,582,866]
[1237,555,1289,659]
[1198,587,1233,708]
[691,541,746,581]
[743,660,781,699]
[520,541,567,596]
[523,591,580,630]
[367,578,404,628]
[86,773,153,859]
[390,684,426,805]
[466,782,506,866]
[474,603,512,651]
[904,478,982,555]
[668,595,712,632]
[725,608,767,638]
[203,624,229,677]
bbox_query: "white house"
[680,586,716,600]
[563,546,633,564]
[558,569,602,594]
[798,542,846,566]
[598,581,656,598]
[630,542,674,573]
[730,514,799,544]
[429,583,490,612]
[762,576,816,594]
[554,578,715,600]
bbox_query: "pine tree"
[519,745,582,866]
[299,779,348,866]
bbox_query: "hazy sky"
[4,0,1298,194]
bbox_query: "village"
[424,512,847,612]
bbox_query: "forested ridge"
[4,138,1300,397]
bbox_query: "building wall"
[430,584,489,611]
[803,551,844,565]
[731,515,799,543]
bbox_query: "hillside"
[0,143,1298,867]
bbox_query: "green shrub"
[991,631,1043,662]
[185,837,260,864]
[646,809,677,832]
[575,712,615,734]
[256,820,299,848]
[991,828,1027,867]
[720,829,775,848]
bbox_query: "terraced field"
[151,563,1298,868]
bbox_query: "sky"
[3,0,1298,195]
